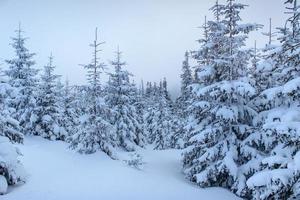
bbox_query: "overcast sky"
[0,0,286,97]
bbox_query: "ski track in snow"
[3,136,240,200]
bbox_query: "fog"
[0,0,285,97]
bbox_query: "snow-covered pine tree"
[145,81,153,99]
[191,15,214,84]
[105,48,141,151]
[168,117,185,149]
[72,85,89,120]
[250,19,278,95]
[130,80,145,147]
[144,81,156,144]
[60,79,78,142]
[176,51,193,117]
[162,77,172,105]
[55,78,64,108]
[153,102,171,150]
[33,54,65,140]
[144,83,158,144]
[5,24,39,135]
[0,68,25,192]
[262,18,277,46]
[172,51,194,149]
[249,41,261,89]
[182,13,224,147]
[182,13,221,155]
[70,29,115,157]
[143,78,175,149]
[246,1,300,199]
[159,80,185,149]
[182,0,260,197]
[0,68,23,144]
[151,80,173,150]
[54,78,68,140]
[169,97,186,150]
[133,80,146,147]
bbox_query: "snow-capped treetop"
[82,28,106,98]
[6,24,36,88]
[5,24,39,135]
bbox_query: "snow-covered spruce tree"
[54,78,68,138]
[168,115,185,149]
[144,81,157,144]
[133,81,146,148]
[161,77,172,105]
[33,55,66,140]
[105,48,141,151]
[5,25,39,135]
[151,80,173,150]
[182,0,260,197]
[250,19,278,95]
[153,101,171,150]
[172,51,194,149]
[163,82,185,149]
[130,80,145,147]
[181,12,220,153]
[182,13,224,147]
[72,85,89,119]
[248,41,261,90]
[145,81,153,99]
[144,87,158,144]
[0,69,25,193]
[175,51,193,117]
[246,1,300,199]
[70,29,115,157]
[143,79,174,149]
[60,79,78,141]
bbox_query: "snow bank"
[0,136,26,188]
[283,77,300,94]
[0,175,8,195]
[2,137,240,200]
[247,169,293,188]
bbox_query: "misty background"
[0,0,285,97]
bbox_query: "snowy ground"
[3,136,240,200]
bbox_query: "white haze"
[0,0,285,97]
